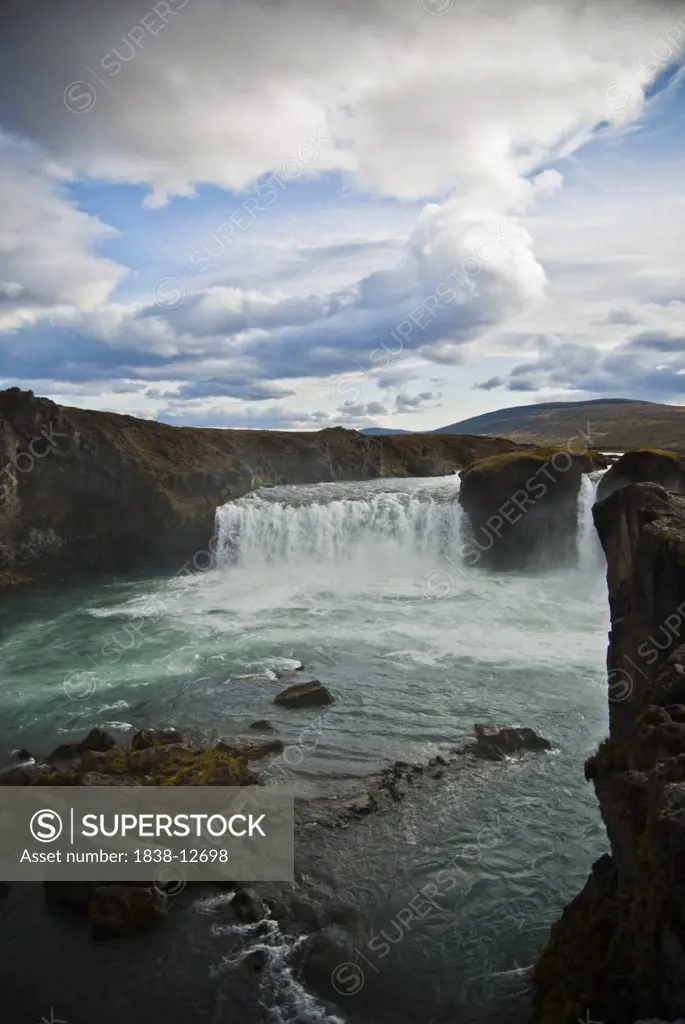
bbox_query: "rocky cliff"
[596,449,685,503]
[534,482,685,1023]
[0,388,527,592]
[458,450,596,570]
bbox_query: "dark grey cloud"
[173,378,296,402]
[337,400,388,419]
[629,330,685,353]
[474,375,505,391]
[605,308,641,326]
[394,390,440,413]
[474,331,685,401]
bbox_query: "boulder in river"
[47,727,117,763]
[249,719,276,732]
[273,680,334,709]
[88,885,167,940]
[466,723,551,760]
[230,889,265,924]
[299,926,358,994]
[130,728,183,751]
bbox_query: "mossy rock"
[79,744,255,786]
[461,448,597,478]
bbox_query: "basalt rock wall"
[596,449,685,503]
[458,450,595,570]
[534,482,685,1023]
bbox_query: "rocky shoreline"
[0,719,551,951]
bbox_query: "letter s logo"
[30,809,63,843]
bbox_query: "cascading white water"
[216,470,608,576]
[215,476,464,571]
[577,470,606,571]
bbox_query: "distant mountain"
[433,398,685,451]
[359,427,411,435]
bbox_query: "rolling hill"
[435,399,685,450]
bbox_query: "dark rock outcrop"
[47,727,117,764]
[130,728,184,751]
[216,738,284,760]
[459,450,596,570]
[596,448,685,503]
[299,926,357,994]
[44,881,99,904]
[0,388,530,592]
[465,723,551,760]
[534,483,685,1023]
[230,889,265,924]
[273,680,334,709]
[88,885,167,940]
[2,730,256,786]
[249,720,276,733]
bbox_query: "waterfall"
[215,470,606,578]
[577,471,605,571]
[215,476,464,571]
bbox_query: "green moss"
[462,448,569,476]
[39,769,80,785]
[80,745,254,786]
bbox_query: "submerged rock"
[345,792,377,815]
[273,680,334,709]
[88,885,167,940]
[230,889,265,924]
[216,738,284,761]
[466,723,552,761]
[244,949,268,972]
[274,662,305,679]
[299,926,357,994]
[248,719,276,733]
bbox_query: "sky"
[0,0,684,432]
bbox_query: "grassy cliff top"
[461,448,599,476]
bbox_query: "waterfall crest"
[216,476,464,570]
